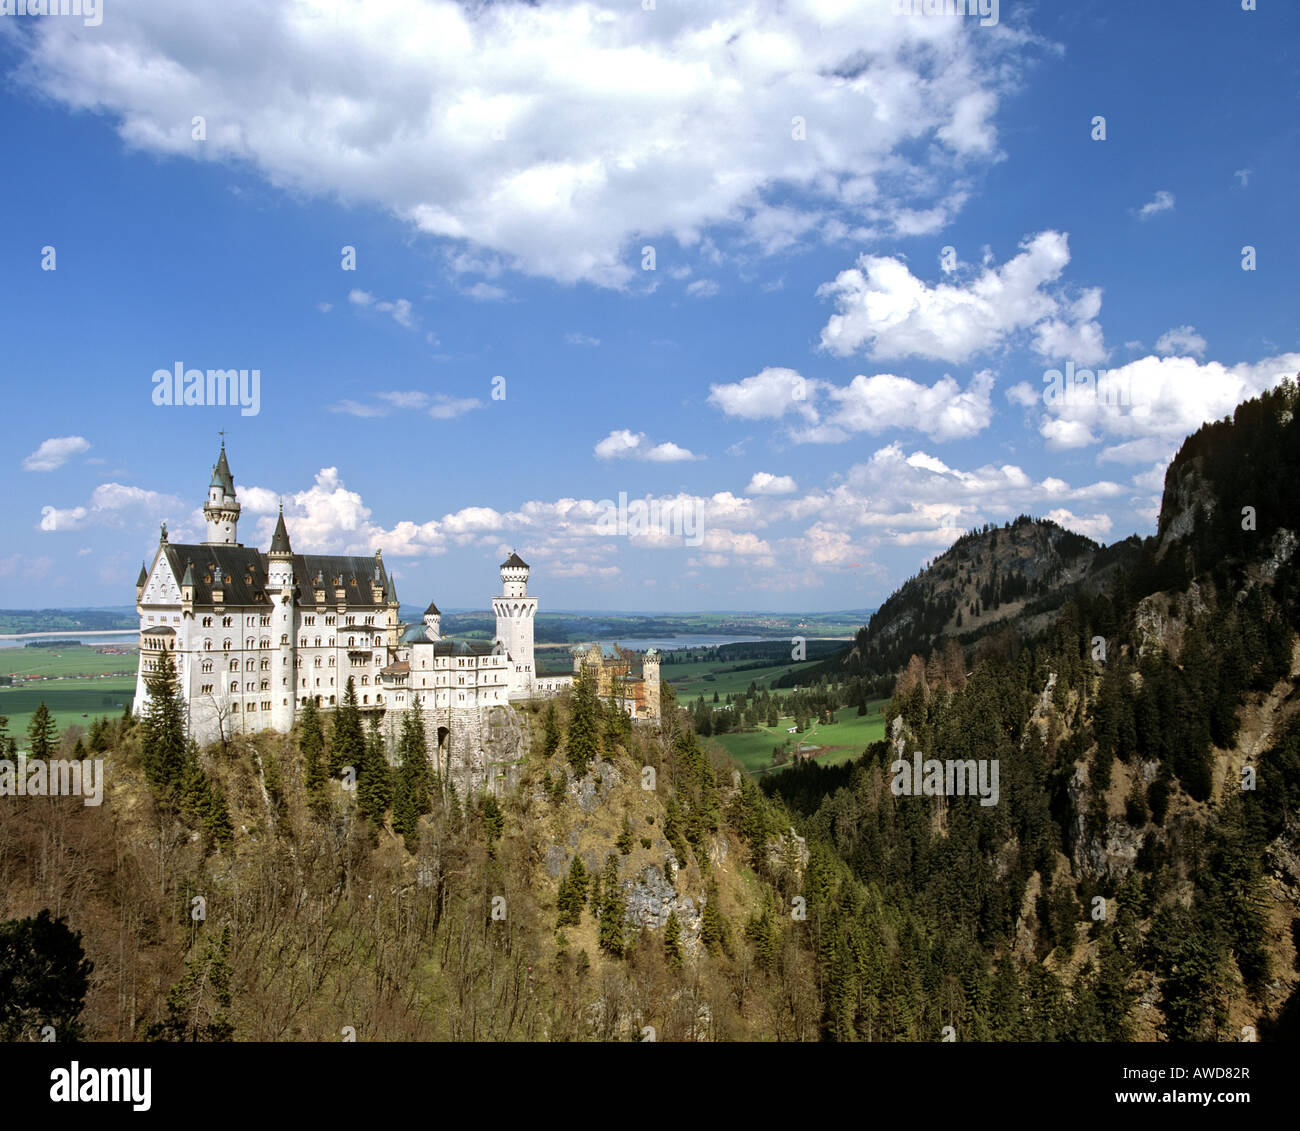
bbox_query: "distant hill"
[776,516,1138,687]
[0,608,137,634]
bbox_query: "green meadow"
[0,645,137,741]
[665,657,817,699]
[0,678,136,744]
[707,701,889,776]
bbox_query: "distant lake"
[539,634,783,653]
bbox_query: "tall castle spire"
[202,437,242,546]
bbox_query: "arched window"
[223,639,232,650]
[281,634,289,645]
[230,681,238,694]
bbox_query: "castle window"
[201,684,213,695]
[232,703,239,711]
[314,657,322,668]
[362,695,368,704]
[314,637,321,647]
[325,616,335,626]
[230,682,238,694]
[300,639,307,648]
[230,660,239,671]
[260,638,270,649]
[305,616,315,626]
[281,634,289,645]
[223,639,232,650]
[202,661,213,674]
[246,638,254,649]
[204,640,213,651]
[222,616,233,628]
[202,617,212,628]
[377,694,383,704]
[329,695,335,705]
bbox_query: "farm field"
[664,656,820,699]
[708,701,889,776]
[0,676,136,743]
[0,644,137,678]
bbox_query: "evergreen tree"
[145,925,235,1042]
[392,698,432,849]
[298,697,326,794]
[0,715,15,758]
[140,651,187,790]
[481,792,505,846]
[0,909,94,1041]
[663,910,683,968]
[329,677,365,778]
[178,743,233,847]
[567,668,600,776]
[556,856,589,928]
[357,713,391,829]
[700,879,726,956]
[541,701,562,759]
[616,815,634,855]
[598,854,625,956]
[25,703,57,761]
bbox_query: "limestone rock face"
[622,865,704,950]
[575,759,622,813]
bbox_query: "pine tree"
[392,698,432,849]
[598,854,625,956]
[616,815,634,855]
[541,701,562,758]
[144,925,235,1042]
[0,715,15,758]
[567,668,600,776]
[663,909,683,968]
[140,651,187,790]
[298,696,326,794]
[481,792,505,846]
[330,677,364,778]
[356,713,391,829]
[745,902,777,971]
[25,703,58,761]
[0,909,94,1041]
[178,743,233,847]
[556,856,589,928]
[700,879,726,956]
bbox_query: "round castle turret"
[203,439,241,545]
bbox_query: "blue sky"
[2,0,1297,613]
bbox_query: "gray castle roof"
[157,544,395,608]
[501,551,529,569]
[209,442,235,494]
[269,508,292,554]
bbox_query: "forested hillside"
[2,381,1298,1041]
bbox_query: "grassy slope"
[707,701,888,776]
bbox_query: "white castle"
[132,443,658,791]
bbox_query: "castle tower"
[423,600,442,640]
[642,648,661,720]
[493,550,536,700]
[267,504,296,731]
[203,439,242,545]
